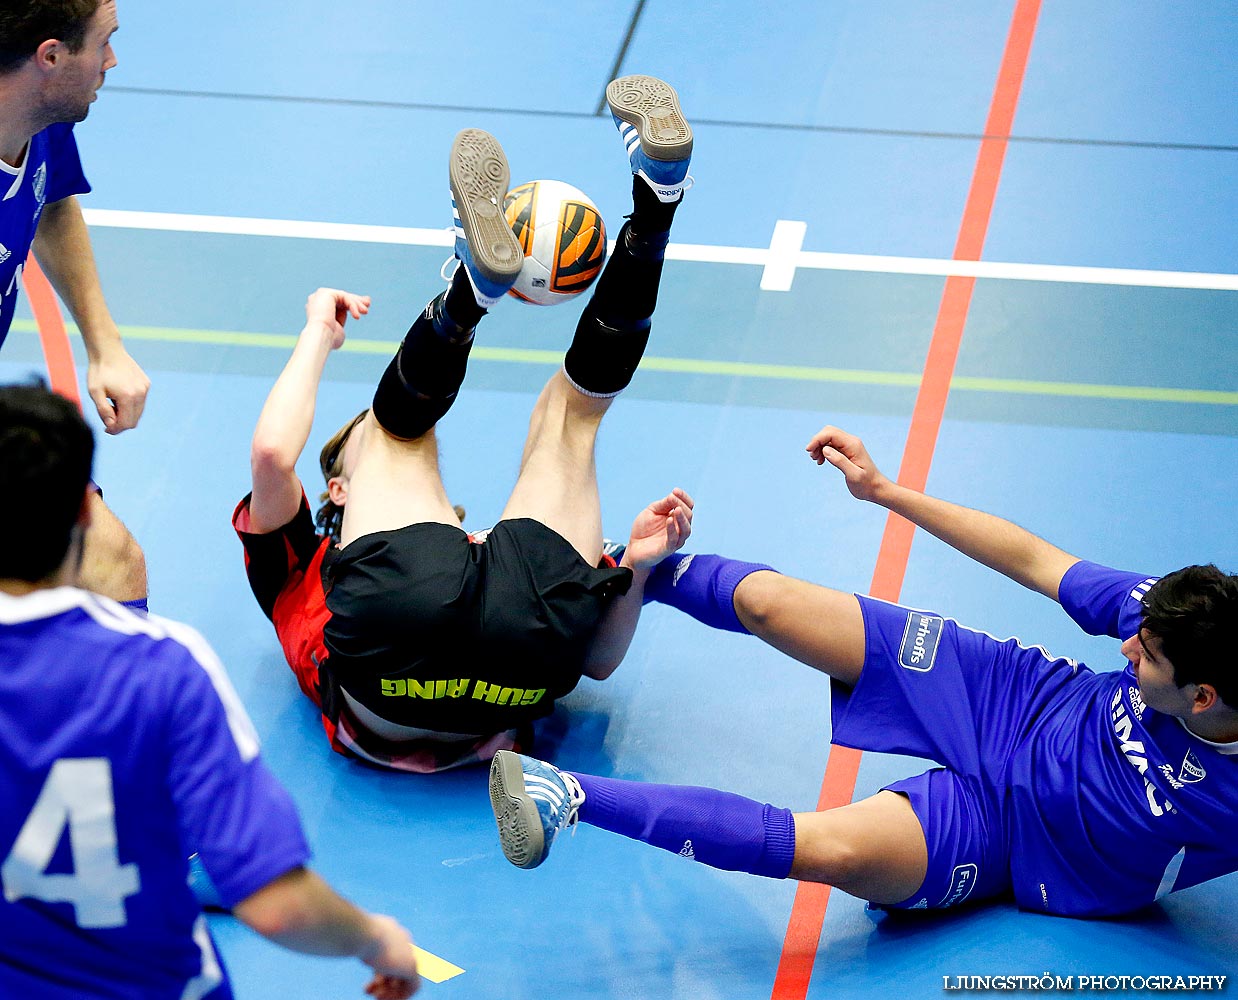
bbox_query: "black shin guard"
[563,303,651,397]
[561,218,668,396]
[591,222,667,323]
[371,296,474,439]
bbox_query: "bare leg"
[339,415,460,548]
[78,492,146,603]
[733,570,867,686]
[336,128,522,549]
[792,791,928,903]
[499,369,611,564]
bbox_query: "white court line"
[82,209,1238,292]
[761,220,809,291]
[84,209,453,247]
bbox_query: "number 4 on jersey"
[2,758,140,928]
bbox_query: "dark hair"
[0,0,98,73]
[0,380,93,580]
[315,409,368,543]
[1141,565,1238,710]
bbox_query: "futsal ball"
[502,179,607,305]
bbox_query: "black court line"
[106,86,1238,154]
[594,0,646,116]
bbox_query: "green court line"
[9,319,1237,406]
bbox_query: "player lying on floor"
[490,425,1238,918]
[236,76,696,772]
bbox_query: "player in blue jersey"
[0,384,420,998]
[490,425,1238,919]
[1,1,150,607]
[0,1,149,427]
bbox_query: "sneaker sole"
[449,129,523,285]
[489,750,546,870]
[605,75,693,162]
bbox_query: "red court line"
[769,3,1042,997]
[22,254,82,407]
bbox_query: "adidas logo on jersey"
[678,839,696,860]
[0,244,10,265]
[1178,748,1206,785]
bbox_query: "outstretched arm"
[32,196,150,434]
[581,488,694,680]
[248,288,370,533]
[807,426,1079,602]
[234,867,419,999]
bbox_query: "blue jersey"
[1009,561,1238,916]
[0,588,311,999]
[0,123,89,347]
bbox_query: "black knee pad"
[371,319,471,439]
[563,308,651,397]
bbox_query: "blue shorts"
[832,596,1081,910]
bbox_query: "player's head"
[315,409,368,542]
[0,1,117,124]
[0,381,94,583]
[1130,565,1238,714]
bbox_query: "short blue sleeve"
[160,626,310,907]
[42,123,90,203]
[1058,560,1159,641]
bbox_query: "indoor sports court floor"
[4,2,1236,997]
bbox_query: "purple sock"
[642,553,775,633]
[569,772,796,879]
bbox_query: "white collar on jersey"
[1,140,30,201]
[0,585,93,623]
[1177,717,1238,756]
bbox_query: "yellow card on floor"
[412,944,465,983]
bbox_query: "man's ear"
[33,38,64,72]
[327,476,348,507]
[1191,683,1218,714]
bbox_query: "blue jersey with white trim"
[0,588,310,999]
[0,123,89,347]
[1008,561,1238,916]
